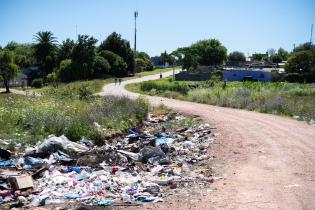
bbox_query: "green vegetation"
[172,39,227,70]
[127,79,315,122]
[0,50,19,93]
[0,92,148,147]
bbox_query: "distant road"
[100,70,315,210]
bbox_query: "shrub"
[32,78,43,88]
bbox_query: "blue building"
[222,68,272,82]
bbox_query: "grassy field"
[0,90,148,148]
[126,78,315,122]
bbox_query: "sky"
[0,0,314,56]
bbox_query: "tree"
[190,39,227,66]
[285,50,315,82]
[55,59,74,82]
[58,38,75,63]
[277,48,289,61]
[93,55,111,77]
[5,42,35,68]
[98,50,127,76]
[135,51,154,71]
[294,42,315,52]
[33,31,57,74]
[228,51,246,62]
[270,54,282,63]
[252,53,266,61]
[99,32,134,75]
[0,50,19,93]
[71,35,98,79]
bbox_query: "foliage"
[228,51,246,62]
[173,39,227,70]
[285,50,315,82]
[129,79,315,123]
[140,79,189,94]
[135,51,154,72]
[57,38,75,63]
[98,50,127,76]
[71,34,98,80]
[55,59,74,82]
[190,39,227,66]
[32,78,43,88]
[93,55,111,77]
[252,53,267,61]
[5,42,35,68]
[277,48,289,61]
[0,94,148,146]
[99,32,134,75]
[33,31,58,74]
[0,50,19,93]
[294,42,315,52]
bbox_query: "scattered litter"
[0,112,216,208]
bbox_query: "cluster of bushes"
[140,80,189,94]
[0,93,148,145]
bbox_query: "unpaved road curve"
[100,70,315,210]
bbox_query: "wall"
[223,69,271,82]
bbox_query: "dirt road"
[100,70,315,210]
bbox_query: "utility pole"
[310,24,313,44]
[134,11,138,52]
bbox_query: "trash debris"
[9,175,34,190]
[0,111,216,208]
[38,135,89,154]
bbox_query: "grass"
[126,78,315,123]
[0,93,148,148]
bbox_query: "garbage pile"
[0,112,215,208]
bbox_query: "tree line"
[0,31,154,92]
[169,39,314,83]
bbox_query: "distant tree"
[5,42,35,68]
[285,50,315,82]
[58,38,75,63]
[135,51,154,71]
[71,35,98,79]
[99,32,134,75]
[228,51,246,62]
[294,42,315,52]
[277,47,289,61]
[182,53,199,70]
[55,59,74,82]
[0,50,19,93]
[252,53,266,61]
[98,50,127,76]
[270,54,282,63]
[267,48,276,57]
[93,55,111,77]
[190,39,227,66]
[33,31,58,74]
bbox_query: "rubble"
[0,112,216,208]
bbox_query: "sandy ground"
[100,70,315,210]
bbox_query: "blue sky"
[0,0,314,56]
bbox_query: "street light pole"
[134,11,138,52]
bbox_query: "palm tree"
[33,31,57,74]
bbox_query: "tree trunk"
[4,80,10,93]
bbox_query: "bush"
[140,80,189,95]
[56,59,75,82]
[32,78,43,88]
